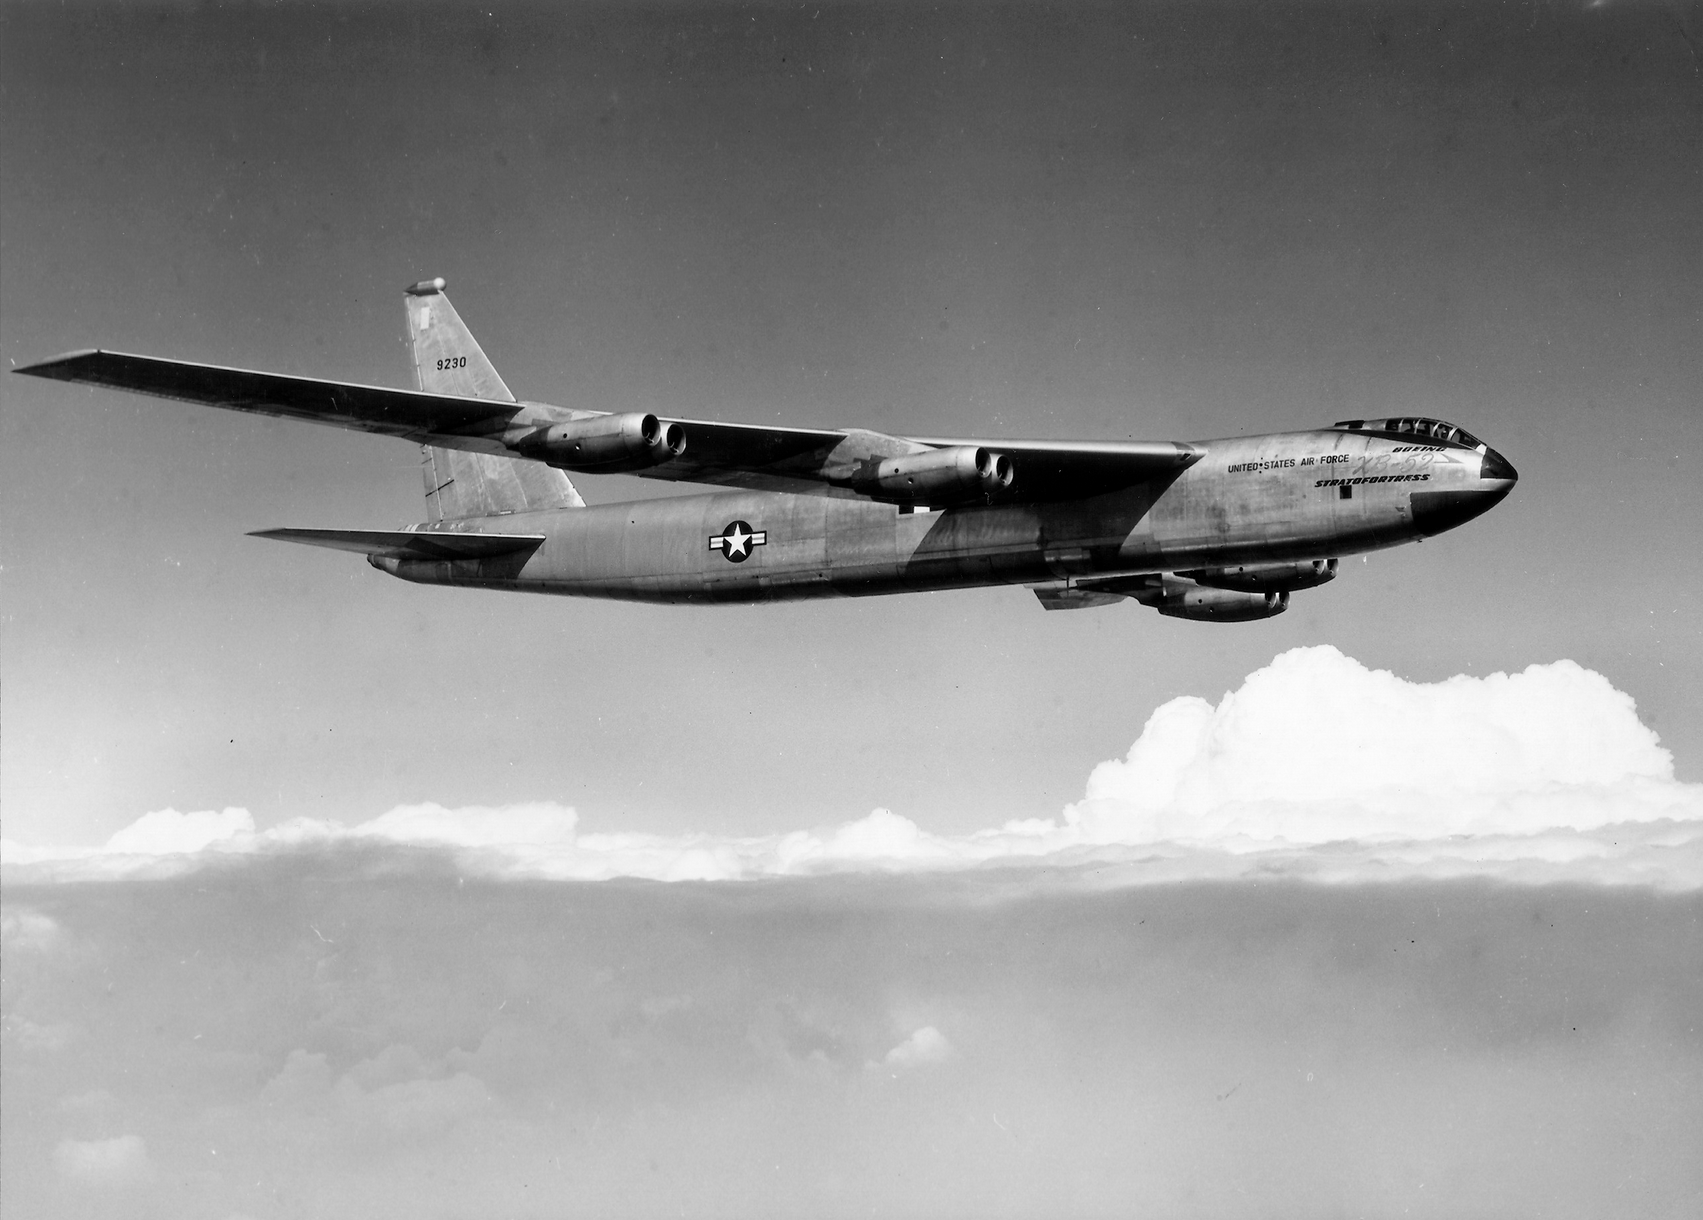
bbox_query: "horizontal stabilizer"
[250,528,545,561]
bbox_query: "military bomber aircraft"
[17,279,1517,621]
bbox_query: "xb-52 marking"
[16,278,1518,622]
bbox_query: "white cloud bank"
[1067,647,1695,843]
[104,806,255,855]
[5,648,1699,888]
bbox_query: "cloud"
[346,1072,493,1136]
[105,806,254,854]
[53,1134,154,1187]
[1065,647,1693,844]
[354,802,578,848]
[882,1026,954,1069]
[1,906,63,953]
[5,648,1699,888]
[259,1045,493,1139]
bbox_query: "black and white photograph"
[2,2,1699,1216]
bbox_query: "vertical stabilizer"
[405,277,515,401]
[420,446,584,522]
[405,278,584,521]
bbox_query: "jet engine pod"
[1181,558,1337,593]
[522,413,686,472]
[1135,577,1289,622]
[872,446,1014,503]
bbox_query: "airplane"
[15,278,1517,621]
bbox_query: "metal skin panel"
[367,426,1514,605]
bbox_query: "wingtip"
[12,349,105,378]
[405,277,447,296]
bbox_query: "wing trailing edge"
[15,278,1202,503]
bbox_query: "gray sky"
[2,1,1698,846]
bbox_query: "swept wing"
[16,349,1197,501]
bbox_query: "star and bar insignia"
[708,520,767,563]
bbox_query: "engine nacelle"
[1181,558,1337,593]
[520,413,686,472]
[1135,577,1289,622]
[871,446,1014,503]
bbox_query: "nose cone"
[1480,446,1518,483]
[1409,444,1518,537]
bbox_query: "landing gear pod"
[521,413,687,472]
[1134,577,1289,622]
[1180,558,1337,593]
[871,446,1014,503]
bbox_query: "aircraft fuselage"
[372,426,1515,604]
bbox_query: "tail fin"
[421,445,583,522]
[405,277,584,521]
[405,276,516,401]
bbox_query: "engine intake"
[1134,577,1289,622]
[520,413,686,472]
[871,446,1014,503]
[1180,559,1337,593]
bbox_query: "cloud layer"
[6,648,1700,888]
[7,864,1700,1219]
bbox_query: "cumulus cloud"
[105,806,254,854]
[882,1026,954,1069]
[53,1134,153,1187]
[5,648,1699,888]
[1066,647,1693,844]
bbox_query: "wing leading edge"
[13,349,852,480]
[16,350,530,453]
[18,344,1199,502]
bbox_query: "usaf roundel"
[708,520,767,563]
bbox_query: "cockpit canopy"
[1333,417,1483,449]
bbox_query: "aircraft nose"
[1480,446,1518,483]
[1411,445,1518,537]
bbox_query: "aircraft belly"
[377,434,1459,603]
[388,482,1174,602]
[821,497,901,590]
[896,505,1043,589]
[514,494,879,602]
[754,498,833,596]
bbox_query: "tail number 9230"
[435,356,467,371]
